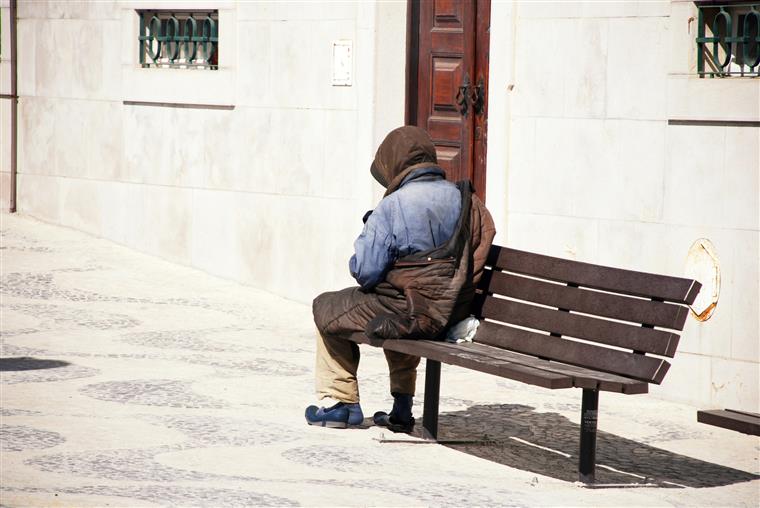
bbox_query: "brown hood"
[370,126,439,196]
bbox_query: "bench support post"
[579,388,599,483]
[422,359,441,440]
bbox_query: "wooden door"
[407,0,490,199]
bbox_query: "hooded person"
[306,126,495,431]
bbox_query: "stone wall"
[485,0,759,410]
[9,0,759,410]
[13,0,406,302]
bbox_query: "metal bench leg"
[579,388,599,483]
[422,359,441,440]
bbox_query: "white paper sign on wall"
[332,40,353,86]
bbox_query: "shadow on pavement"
[0,357,71,372]
[418,403,759,487]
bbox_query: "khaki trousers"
[315,331,420,403]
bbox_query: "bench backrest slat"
[487,246,701,305]
[480,270,689,330]
[475,321,671,384]
[474,295,680,357]
[471,245,701,385]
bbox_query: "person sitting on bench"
[306,125,496,432]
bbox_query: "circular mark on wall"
[684,239,720,322]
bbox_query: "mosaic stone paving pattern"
[1,213,759,507]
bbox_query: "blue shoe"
[373,393,415,433]
[305,402,364,428]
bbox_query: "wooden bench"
[349,245,702,483]
[698,409,760,436]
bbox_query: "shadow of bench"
[414,403,758,487]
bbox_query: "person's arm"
[349,205,395,291]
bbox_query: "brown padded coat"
[313,126,496,340]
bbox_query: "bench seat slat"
[475,295,680,357]
[480,270,689,330]
[488,246,701,305]
[464,342,648,394]
[474,321,671,384]
[382,338,574,390]
[697,409,760,436]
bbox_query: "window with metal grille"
[696,2,760,77]
[138,10,218,70]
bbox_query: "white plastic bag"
[445,317,480,343]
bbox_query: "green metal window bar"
[696,2,760,77]
[138,10,218,69]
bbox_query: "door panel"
[409,0,490,200]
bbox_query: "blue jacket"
[349,167,462,290]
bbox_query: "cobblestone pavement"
[1,213,758,507]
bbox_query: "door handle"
[470,76,485,116]
[455,73,471,116]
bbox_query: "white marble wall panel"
[651,352,711,406]
[509,117,580,216]
[596,220,737,360]
[728,230,759,364]
[511,18,567,118]
[18,97,57,176]
[710,357,760,412]
[121,68,237,108]
[664,125,759,231]
[33,20,69,98]
[606,17,668,120]
[237,1,356,21]
[17,0,120,20]
[123,104,214,189]
[506,212,599,262]
[54,99,89,179]
[128,184,194,264]
[517,1,583,19]
[205,108,275,194]
[16,19,36,97]
[723,127,760,230]
[17,173,61,223]
[373,0,407,139]
[510,117,666,222]
[268,19,356,111]
[1,98,9,174]
[484,0,514,245]
[164,107,211,189]
[609,120,666,222]
[580,0,639,18]
[33,19,106,100]
[322,109,358,200]
[121,104,170,185]
[504,117,535,216]
[92,181,140,247]
[58,176,105,237]
[635,0,671,17]
[235,21,272,109]
[668,1,698,76]
[191,189,355,303]
[270,108,325,196]
[667,79,760,122]
[85,100,124,182]
[190,189,259,286]
[562,18,608,119]
[0,171,9,210]
[99,19,122,101]
[0,7,9,95]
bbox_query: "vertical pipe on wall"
[9,0,17,213]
